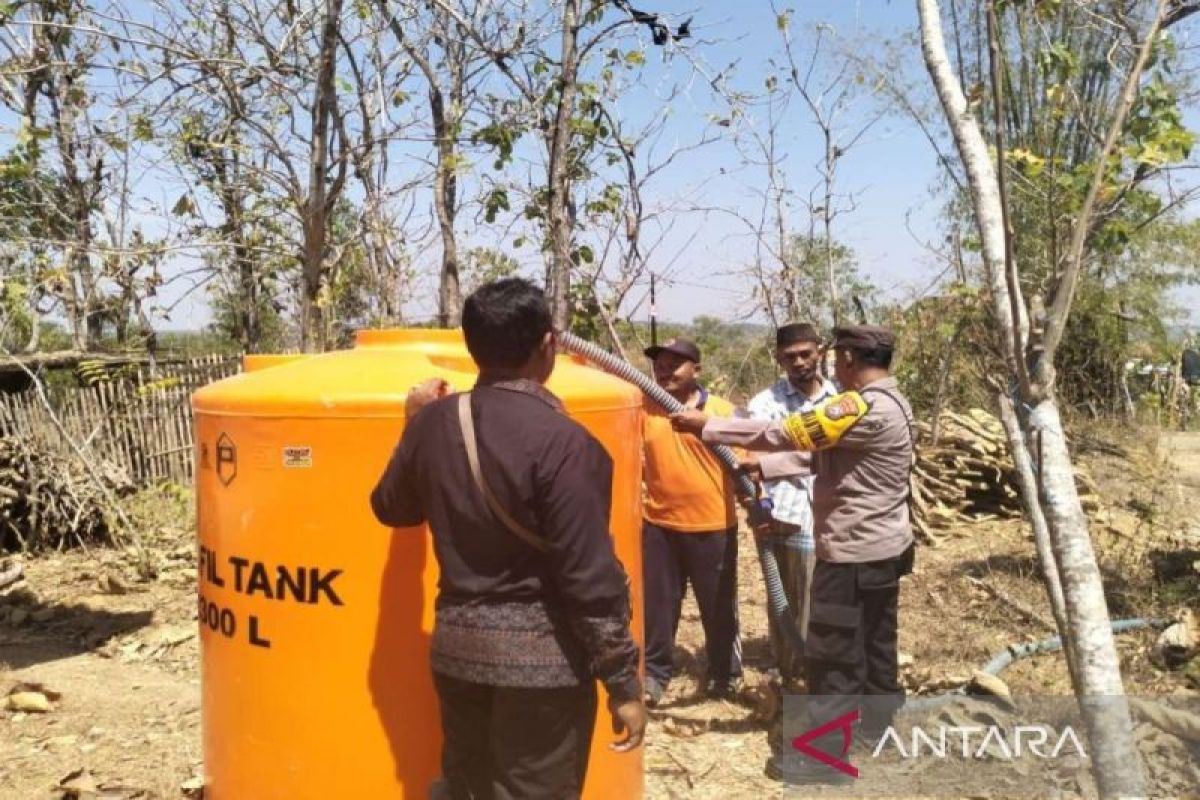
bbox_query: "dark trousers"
[803,545,914,744]
[642,521,742,686]
[432,672,597,800]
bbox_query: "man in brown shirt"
[371,278,645,799]
[672,324,914,785]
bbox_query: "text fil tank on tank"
[191,329,645,799]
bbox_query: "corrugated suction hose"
[557,331,805,651]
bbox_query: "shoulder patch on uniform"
[781,391,869,451]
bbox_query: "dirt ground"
[1,432,1198,799]
[1166,431,1200,491]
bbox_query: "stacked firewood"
[911,408,1019,540]
[910,408,1101,542]
[0,435,133,552]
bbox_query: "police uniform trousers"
[803,544,914,741]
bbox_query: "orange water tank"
[192,329,644,799]
[240,353,313,372]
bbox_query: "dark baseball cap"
[832,324,895,350]
[644,337,701,363]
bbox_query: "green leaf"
[484,188,510,224]
[1006,147,1046,178]
[132,115,154,143]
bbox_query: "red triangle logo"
[791,709,860,778]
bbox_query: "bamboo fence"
[0,355,240,485]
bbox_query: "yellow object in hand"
[781,391,869,451]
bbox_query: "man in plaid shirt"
[744,323,836,684]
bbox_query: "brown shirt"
[370,377,640,702]
[703,377,914,563]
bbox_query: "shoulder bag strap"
[861,387,916,452]
[457,393,550,553]
[861,386,918,509]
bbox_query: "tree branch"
[986,1,1033,397]
[1039,0,1170,379]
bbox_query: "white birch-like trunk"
[1025,399,1142,795]
[917,1,1145,795]
[996,392,1074,682]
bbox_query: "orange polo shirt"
[642,391,738,532]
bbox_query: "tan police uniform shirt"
[702,376,914,563]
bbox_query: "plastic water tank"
[192,329,644,798]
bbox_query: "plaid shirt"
[745,377,838,548]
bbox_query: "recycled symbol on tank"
[216,433,237,486]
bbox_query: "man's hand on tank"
[608,697,647,753]
[669,409,708,435]
[405,378,451,418]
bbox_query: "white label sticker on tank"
[282,446,314,468]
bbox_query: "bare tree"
[574,79,726,356]
[429,0,692,330]
[377,0,491,326]
[695,14,883,329]
[772,8,885,326]
[0,1,112,349]
[294,0,349,350]
[148,0,421,350]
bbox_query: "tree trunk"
[916,0,1026,378]
[431,85,461,327]
[41,17,99,352]
[823,128,838,326]
[214,152,259,353]
[382,1,460,326]
[928,324,961,446]
[1025,397,1142,794]
[235,237,259,353]
[544,0,581,331]
[23,299,40,353]
[300,218,327,352]
[996,392,1074,684]
[917,1,1145,795]
[300,0,344,352]
[64,162,98,350]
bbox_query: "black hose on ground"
[557,331,806,652]
[905,617,1170,712]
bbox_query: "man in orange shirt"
[641,338,742,705]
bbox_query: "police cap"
[832,324,895,351]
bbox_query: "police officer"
[671,324,915,785]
